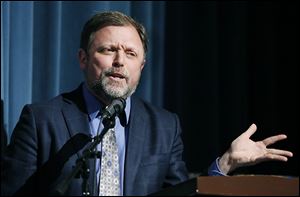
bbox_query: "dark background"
[163,1,299,176]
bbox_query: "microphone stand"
[54,117,116,196]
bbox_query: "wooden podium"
[150,175,299,196]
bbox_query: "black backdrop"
[163,1,299,176]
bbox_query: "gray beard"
[90,74,139,100]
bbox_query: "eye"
[98,47,115,54]
[126,50,137,57]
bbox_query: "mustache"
[103,67,129,79]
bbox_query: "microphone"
[101,98,126,121]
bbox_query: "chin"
[104,87,128,99]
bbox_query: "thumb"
[242,123,257,138]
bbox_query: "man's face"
[79,25,145,102]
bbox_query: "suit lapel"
[62,106,90,138]
[124,97,147,195]
[61,84,90,138]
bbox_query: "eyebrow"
[101,44,138,53]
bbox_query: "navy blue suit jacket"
[1,84,189,196]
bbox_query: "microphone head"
[102,98,126,120]
[112,98,126,113]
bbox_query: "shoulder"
[131,96,180,125]
[23,94,66,113]
[21,84,84,118]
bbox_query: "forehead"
[92,25,143,49]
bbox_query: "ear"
[140,59,146,71]
[78,49,88,70]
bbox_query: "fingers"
[262,134,287,146]
[241,123,257,138]
[265,154,289,162]
[258,148,293,163]
[264,151,293,162]
[267,148,293,158]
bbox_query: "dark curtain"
[164,1,299,176]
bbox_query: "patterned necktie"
[99,128,120,196]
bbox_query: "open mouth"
[107,72,126,80]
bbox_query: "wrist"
[219,151,236,174]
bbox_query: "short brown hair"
[80,11,148,56]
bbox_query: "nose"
[112,51,124,67]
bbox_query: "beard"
[89,67,140,101]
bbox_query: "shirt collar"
[82,82,131,125]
